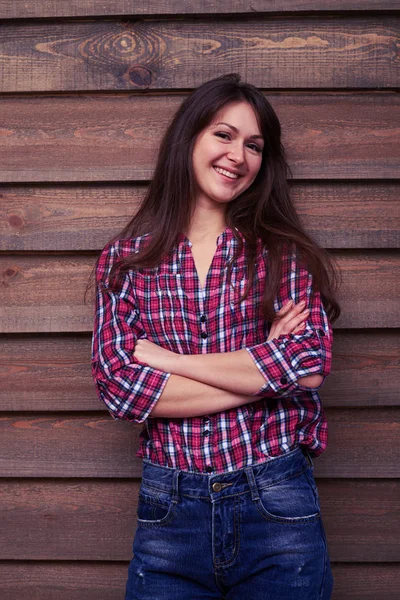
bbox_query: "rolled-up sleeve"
[245,243,333,398]
[91,241,171,423]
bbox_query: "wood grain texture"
[1,182,399,251]
[0,252,398,333]
[1,93,398,183]
[330,564,400,600]
[0,414,142,478]
[0,18,399,92]
[0,184,144,252]
[2,0,400,19]
[323,330,400,407]
[0,479,399,561]
[1,330,399,411]
[0,562,399,600]
[0,562,128,600]
[0,409,399,478]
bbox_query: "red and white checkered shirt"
[91,227,332,474]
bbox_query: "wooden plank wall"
[1,2,399,598]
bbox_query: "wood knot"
[8,214,25,229]
[2,266,19,286]
[127,66,152,87]
[5,268,17,278]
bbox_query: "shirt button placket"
[203,415,211,473]
[200,314,208,341]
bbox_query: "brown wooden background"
[1,2,400,598]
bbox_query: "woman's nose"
[227,143,245,163]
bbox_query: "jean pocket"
[304,450,315,471]
[137,482,177,528]
[255,468,321,524]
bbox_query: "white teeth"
[214,166,238,179]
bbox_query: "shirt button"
[206,466,213,473]
[200,315,206,323]
[201,332,208,339]
[203,429,210,436]
[319,329,326,336]
[280,376,288,385]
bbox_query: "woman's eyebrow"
[214,121,264,140]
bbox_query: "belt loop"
[244,467,260,502]
[171,469,180,503]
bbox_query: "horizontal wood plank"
[0,409,399,478]
[0,252,398,332]
[1,182,399,251]
[0,562,399,600]
[0,562,128,600]
[2,1,400,20]
[1,330,399,411]
[0,18,399,93]
[322,330,400,407]
[0,479,398,561]
[330,564,400,600]
[1,93,398,182]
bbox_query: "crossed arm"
[134,339,323,399]
[92,241,332,423]
[136,342,323,419]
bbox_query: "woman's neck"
[184,207,227,244]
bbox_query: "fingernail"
[299,300,306,306]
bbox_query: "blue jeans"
[125,446,334,599]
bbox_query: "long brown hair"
[86,73,341,323]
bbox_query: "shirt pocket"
[229,265,264,338]
[157,272,190,316]
[148,272,194,350]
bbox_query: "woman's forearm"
[149,373,253,419]
[133,340,324,412]
[173,349,265,395]
[172,350,323,394]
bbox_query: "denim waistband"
[141,446,313,501]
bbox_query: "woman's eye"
[215,132,262,153]
[215,132,230,140]
[247,143,262,153]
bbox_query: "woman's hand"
[133,338,180,372]
[267,300,309,342]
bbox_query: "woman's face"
[191,101,264,209]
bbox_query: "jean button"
[212,482,222,492]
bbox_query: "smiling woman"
[190,102,264,209]
[88,73,340,599]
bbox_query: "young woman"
[90,73,341,599]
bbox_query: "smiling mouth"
[213,166,241,180]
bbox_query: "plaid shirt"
[91,227,332,474]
